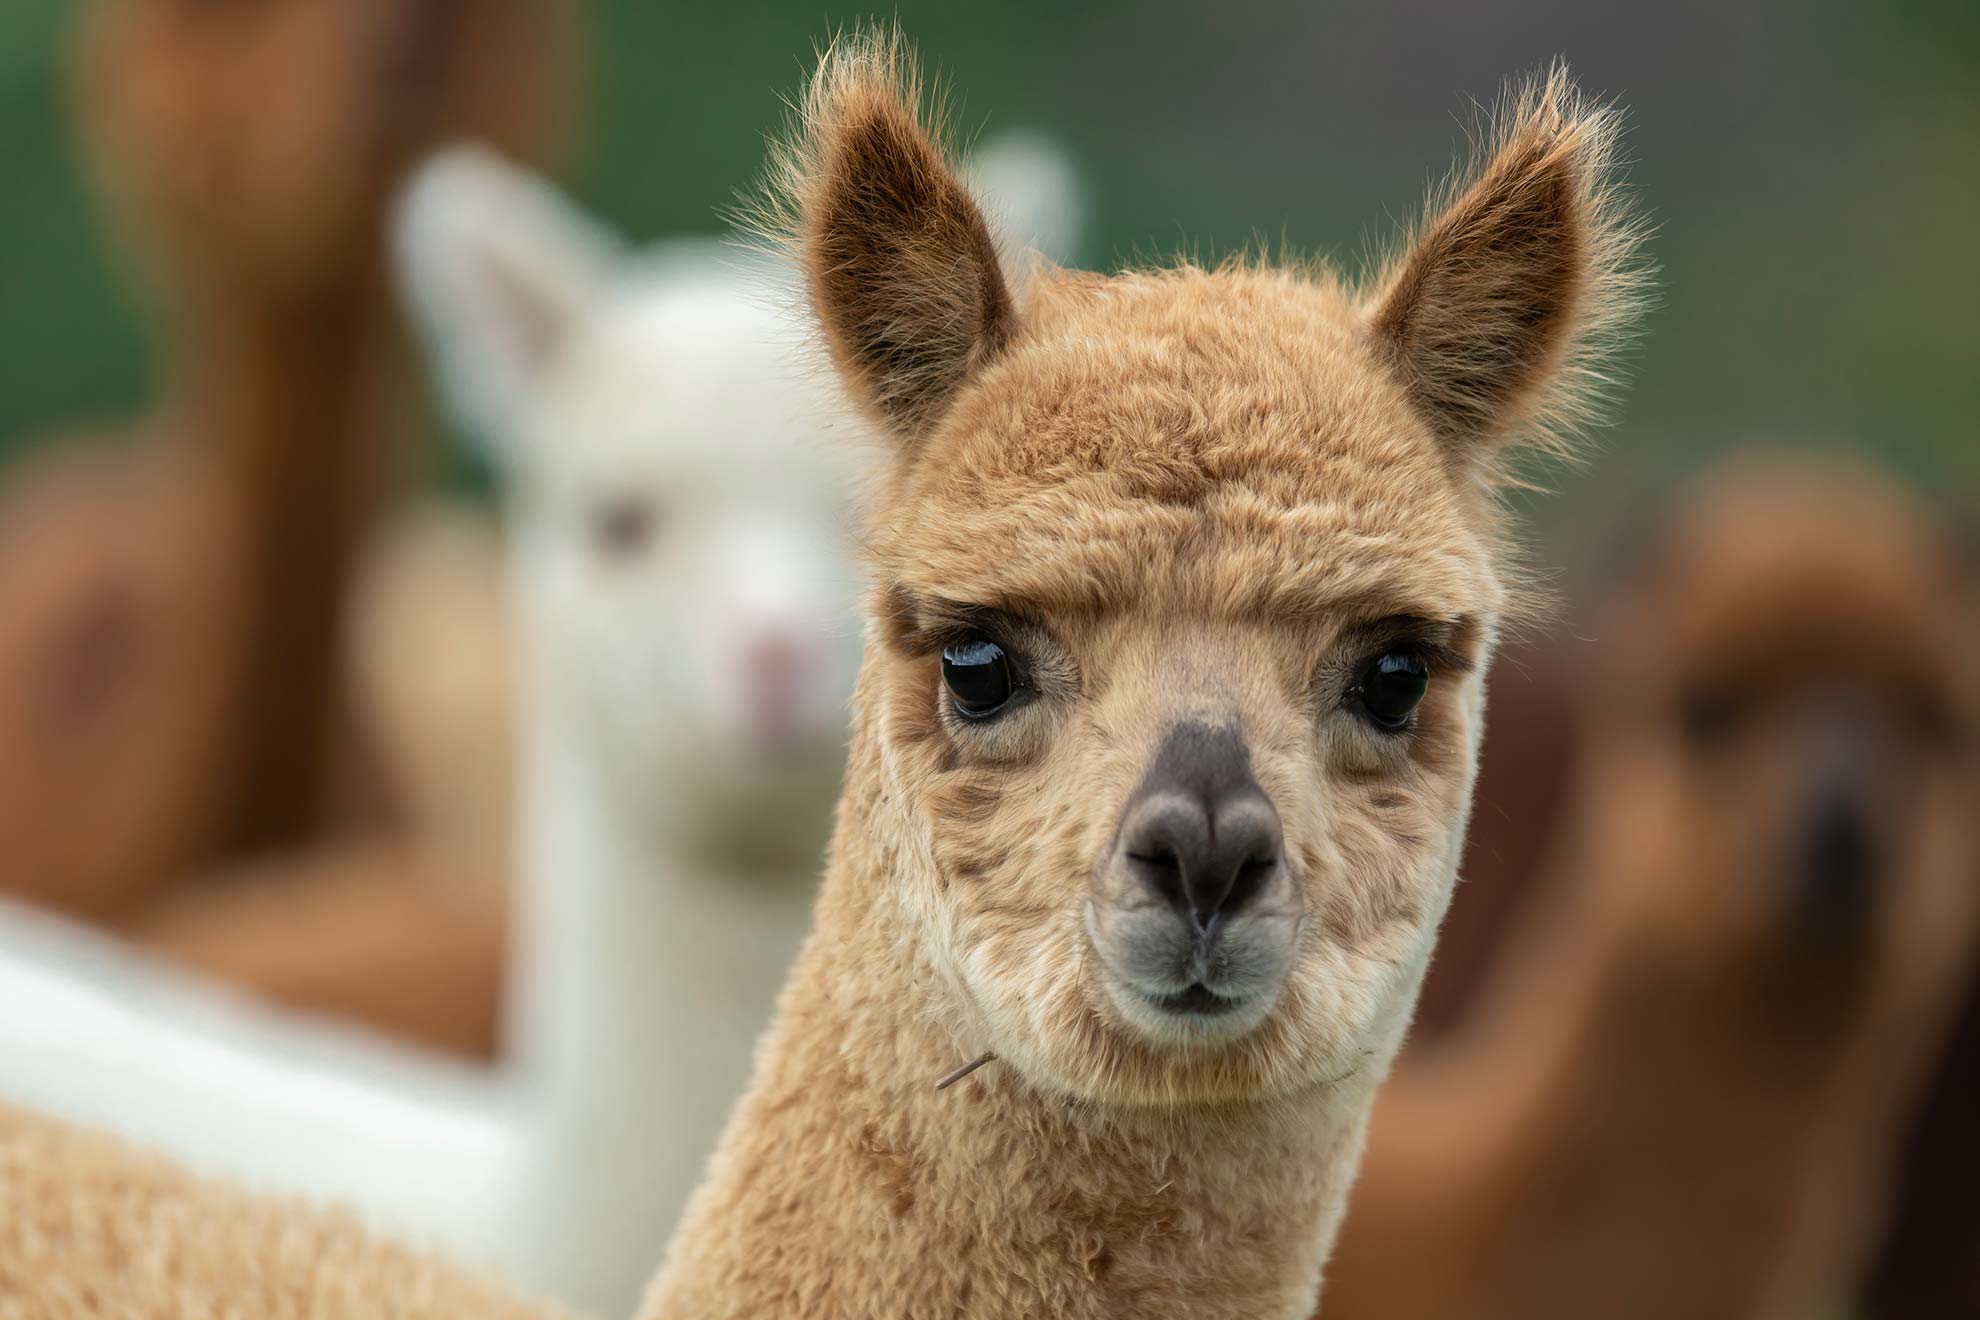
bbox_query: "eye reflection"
[942,636,1016,719]
[1353,651,1430,731]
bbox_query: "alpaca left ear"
[763,29,1018,446]
[393,146,619,458]
[1365,67,1647,464]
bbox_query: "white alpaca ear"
[968,131,1086,273]
[393,145,620,457]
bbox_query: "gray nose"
[1116,724,1284,934]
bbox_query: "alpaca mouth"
[1146,983,1247,1016]
[1085,902,1295,1041]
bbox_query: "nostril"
[1115,778,1284,930]
[1202,789,1284,921]
[1223,853,1280,919]
[1125,847,1189,913]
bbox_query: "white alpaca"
[400,146,872,1313]
[0,137,1081,1318]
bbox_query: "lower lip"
[1148,984,1246,1016]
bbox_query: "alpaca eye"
[942,637,1016,720]
[1678,682,1747,749]
[1352,652,1429,731]
[591,495,659,560]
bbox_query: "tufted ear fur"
[1365,66,1648,469]
[756,28,1018,445]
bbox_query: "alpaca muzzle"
[1086,722,1303,1038]
[1774,689,1899,946]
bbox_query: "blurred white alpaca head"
[393,141,1083,855]
[394,151,871,854]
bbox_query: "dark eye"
[591,495,659,559]
[1352,651,1430,731]
[942,636,1017,720]
[1678,679,1753,750]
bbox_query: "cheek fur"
[1294,680,1478,951]
[1322,794,1447,945]
[923,750,1111,975]
[882,652,964,777]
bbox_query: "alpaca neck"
[1392,800,1896,1319]
[504,693,814,1314]
[507,692,814,1095]
[157,282,413,850]
[644,740,1378,1320]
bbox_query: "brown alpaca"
[0,0,572,1053]
[1322,457,1980,1320]
[640,33,1644,1320]
[0,1102,561,1320]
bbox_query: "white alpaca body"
[0,141,1080,1317]
[0,898,512,1249]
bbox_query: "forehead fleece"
[870,265,1498,622]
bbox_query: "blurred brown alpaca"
[0,0,575,1054]
[1323,457,1980,1319]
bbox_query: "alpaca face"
[1591,461,1979,1025]
[778,36,1643,1105]
[868,270,1499,1101]
[512,273,864,835]
[396,154,867,854]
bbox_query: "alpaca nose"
[736,627,813,736]
[1790,786,1878,935]
[1781,693,1890,939]
[1116,724,1284,936]
[741,629,806,700]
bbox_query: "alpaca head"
[395,149,871,856]
[74,0,573,303]
[775,33,1645,1105]
[1588,459,1980,1025]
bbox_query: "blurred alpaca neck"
[503,697,812,1314]
[159,280,413,851]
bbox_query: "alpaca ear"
[763,30,1019,444]
[393,145,620,457]
[1365,67,1646,464]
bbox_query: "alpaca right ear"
[762,30,1019,445]
[393,146,619,456]
[1363,68,1647,468]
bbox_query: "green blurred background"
[3,0,1973,504]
